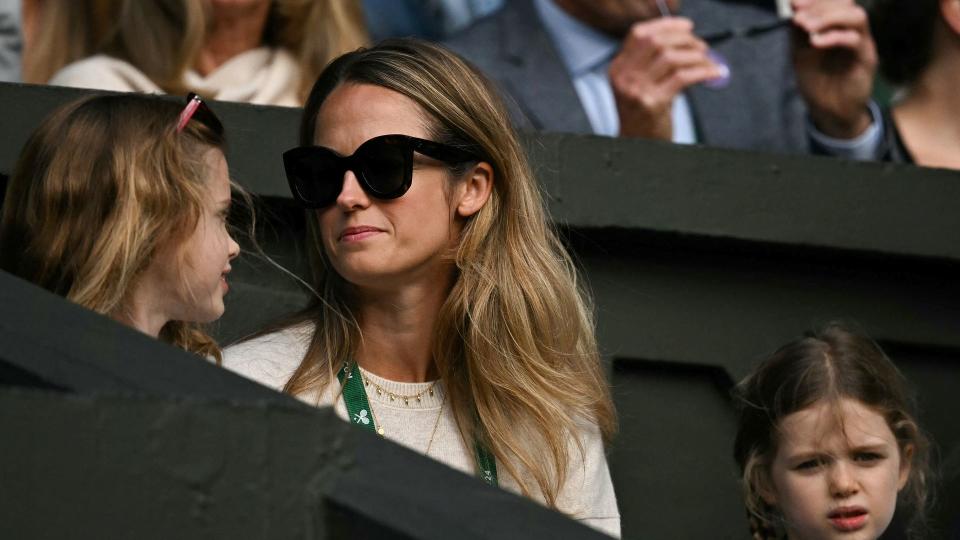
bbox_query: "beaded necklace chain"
[359,369,437,406]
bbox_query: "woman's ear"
[455,161,494,218]
[898,444,914,491]
[942,0,960,35]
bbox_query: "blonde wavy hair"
[0,94,228,361]
[733,323,931,539]
[24,0,369,102]
[271,39,617,508]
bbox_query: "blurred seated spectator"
[45,0,367,106]
[870,0,960,169]
[446,0,884,159]
[362,0,502,40]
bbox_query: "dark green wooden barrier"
[2,82,958,539]
[0,271,609,540]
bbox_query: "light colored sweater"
[48,47,301,107]
[223,323,621,538]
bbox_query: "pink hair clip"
[176,95,203,132]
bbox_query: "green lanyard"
[337,361,498,487]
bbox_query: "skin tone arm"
[891,0,960,169]
[791,0,877,139]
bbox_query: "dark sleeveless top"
[880,106,916,164]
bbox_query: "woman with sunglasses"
[0,93,240,361]
[224,39,620,536]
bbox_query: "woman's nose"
[335,170,370,211]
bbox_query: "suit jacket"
[445,0,811,154]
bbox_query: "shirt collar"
[534,0,620,76]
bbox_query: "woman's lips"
[828,507,868,531]
[220,268,231,292]
[340,226,383,242]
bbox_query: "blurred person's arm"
[792,0,883,159]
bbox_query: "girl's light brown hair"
[0,93,227,360]
[267,38,616,508]
[732,323,931,539]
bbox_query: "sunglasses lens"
[357,138,408,198]
[284,149,343,208]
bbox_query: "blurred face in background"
[207,0,271,27]
[552,0,681,35]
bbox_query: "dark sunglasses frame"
[283,134,480,209]
[177,93,224,135]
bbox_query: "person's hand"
[792,0,877,139]
[609,17,725,140]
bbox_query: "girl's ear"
[942,0,960,35]
[757,476,778,506]
[898,444,914,491]
[750,462,778,505]
[455,161,493,218]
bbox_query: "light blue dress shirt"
[533,0,882,159]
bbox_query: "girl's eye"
[854,452,883,463]
[794,458,824,471]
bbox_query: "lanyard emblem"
[352,409,370,425]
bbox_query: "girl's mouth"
[828,507,868,531]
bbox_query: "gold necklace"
[424,395,445,456]
[364,391,446,456]
[359,369,437,406]
[365,400,386,437]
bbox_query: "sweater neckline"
[355,365,445,409]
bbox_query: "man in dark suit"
[445,0,881,157]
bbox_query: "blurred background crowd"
[0,0,957,170]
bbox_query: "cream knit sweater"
[223,323,621,538]
[48,47,301,107]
